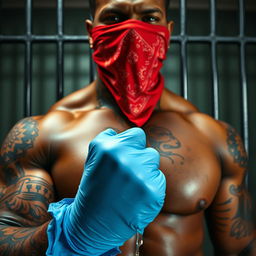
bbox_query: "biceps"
[209,179,253,236]
[206,179,254,252]
[0,166,55,227]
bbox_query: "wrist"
[46,198,120,256]
[63,205,121,255]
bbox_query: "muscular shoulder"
[161,89,199,114]
[48,82,96,114]
[161,89,247,177]
[187,112,248,178]
[0,117,42,167]
[0,112,73,171]
[1,84,96,169]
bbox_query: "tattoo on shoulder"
[144,125,185,165]
[1,117,39,165]
[226,125,247,168]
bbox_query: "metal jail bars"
[0,0,256,156]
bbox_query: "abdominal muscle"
[119,212,205,256]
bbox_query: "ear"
[85,19,94,48]
[167,20,174,34]
[167,21,174,48]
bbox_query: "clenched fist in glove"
[46,128,166,256]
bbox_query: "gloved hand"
[46,128,166,256]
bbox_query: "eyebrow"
[100,7,163,17]
[100,7,126,17]
[139,8,163,16]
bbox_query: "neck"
[96,78,124,116]
[95,78,136,126]
[95,78,118,109]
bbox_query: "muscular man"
[0,0,255,255]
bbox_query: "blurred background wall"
[0,0,255,254]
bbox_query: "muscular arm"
[206,123,255,256]
[0,117,55,255]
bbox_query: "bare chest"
[50,111,221,215]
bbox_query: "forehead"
[95,0,165,10]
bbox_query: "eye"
[142,15,160,23]
[103,14,125,24]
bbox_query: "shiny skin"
[0,0,255,255]
[0,80,254,255]
[45,81,254,256]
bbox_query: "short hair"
[89,0,170,18]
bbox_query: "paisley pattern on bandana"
[92,20,170,126]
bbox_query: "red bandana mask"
[92,20,170,127]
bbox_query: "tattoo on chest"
[212,184,253,239]
[226,126,247,168]
[1,117,39,165]
[144,125,185,165]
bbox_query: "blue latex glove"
[46,128,166,256]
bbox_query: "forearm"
[0,221,50,256]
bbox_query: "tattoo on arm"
[1,117,41,186]
[229,184,253,238]
[0,165,54,226]
[144,125,185,165]
[226,125,248,168]
[1,117,39,166]
[212,184,253,239]
[1,118,40,199]
[0,222,49,256]
[0,117,54,254]
[0,118,53,224]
